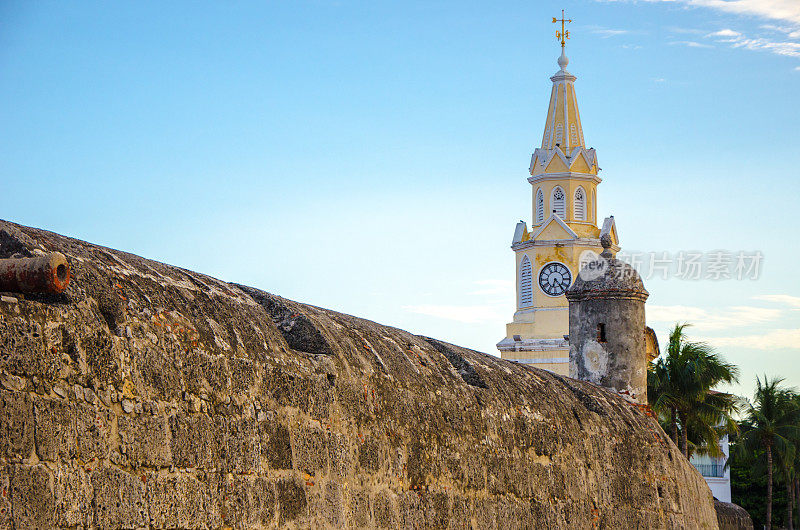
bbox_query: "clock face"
[538,262,572,296]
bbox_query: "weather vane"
[553,9,572,48]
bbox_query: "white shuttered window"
[520,256,533,307]
[574,187,586,221]
[551,187,566,219]
[536,189,544,224]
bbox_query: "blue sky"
[1,0,798,397]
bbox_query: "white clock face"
[538,262,572,296]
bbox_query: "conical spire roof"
[540,49,585,153]
[528,49,598,179]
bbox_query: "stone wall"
[0,220,719,528]
[714,499,754,530]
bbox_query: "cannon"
[0,252,70,294]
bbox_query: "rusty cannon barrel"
[0,252,70,294]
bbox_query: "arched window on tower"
[536,188,544,224]
[574,187,586,221]
[551,187,566,219]
[570,123,578,145]
[519,256,533,307]
[554,124,563,146]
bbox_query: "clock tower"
[496,36,619,374]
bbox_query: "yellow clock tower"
[497,25,619,374]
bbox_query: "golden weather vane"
[553,9,572,48]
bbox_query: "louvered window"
[536,189,544,224]
[544,126,551,147]
[554,125,563,145]
[520,256,533,307]
[570,123,578,144]
[552,187,566,219]
[574,187,586,221]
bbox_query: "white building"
[689,433,731,502]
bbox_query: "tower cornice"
[527,172,602,185]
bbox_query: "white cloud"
[707,27,800,57]
[689,0,800,26]
[647,304,782,330]
[403,304,506,324]
[652,77,667,82]
[670,40,715,48]
[605,0,800,62]
[754,294,800,308]
[703,328,800,349]
[761,23,800,38]
[612,0,800,26]
[468,279,513,296]
[795,65,800,70]
[710,28,742,38]
[593,28,631,38]
[667,26,706,35]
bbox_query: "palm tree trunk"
[670,407,678,446]
[678,411,689,458]
[787,472,794,530]
[795,478,799,530]
[767,445,773,530]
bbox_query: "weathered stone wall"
[714,499,754,530]
[0,220,719,528]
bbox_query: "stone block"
[347,487,370,527]
[424,491,450,529]
[373,489,399,529]
[0,319,57,381]
[276,476,307,525]
[217,474,275,529]
[497,497,532,530]
[398,491,425,530]
[119,414,171,468]
[0,472,10,528]
[259,421,293,470]
[358,436,380,472]
[311,481,343,527]
[472,497,498,530]
[0,390,33,461]
[168,413,221,469]
[147,471,220,529]
[9,464,55,529]
[91,466,149,528]
[291,422,328,475]
[221,415,260,473]
[327,430,352,479]
[449,494,472,530]
[34,397,109,463]
[53,461,93,527]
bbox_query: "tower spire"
[533,10,590,157]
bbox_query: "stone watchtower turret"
[565,234,649,404]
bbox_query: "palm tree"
[648,323,740,458]
[736,376,800,530]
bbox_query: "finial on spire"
[552,9,572,49]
